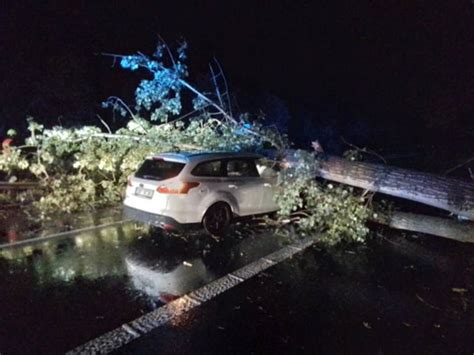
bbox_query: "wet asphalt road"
[0,208,473,354]
[118,233,474,355]
[0,209,288,354]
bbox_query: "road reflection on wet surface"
[0,209,285,354]
[120,231,474,355]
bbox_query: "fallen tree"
[317,155,474,220]
[282,151,474,221]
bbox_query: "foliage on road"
[274,150,369,245]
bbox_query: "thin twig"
[178,79,236,123]
[444,157,474,176]
[97,115,112,134]
[214,58,233,117]
[291,210,312,218]
[105,96,136,119]
[16,145,37,149]
[209,63,225,108]
[156,34,177,69]
[340,136,387,164]
[104,96,148,132]
[415,294,441,310]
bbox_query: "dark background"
[1,0,473,170]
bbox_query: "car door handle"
[228,184,238,189]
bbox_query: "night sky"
[2,1,473,163]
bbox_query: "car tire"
[202,202,232,237]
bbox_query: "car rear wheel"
[202,202,232,237]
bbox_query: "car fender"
[199,191,240,220]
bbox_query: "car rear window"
[135,159,185,181]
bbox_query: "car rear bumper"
[123,206,199,231]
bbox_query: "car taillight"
[157,181,200,194]
[127,176,133,187]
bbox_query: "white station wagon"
[123,152,279,235]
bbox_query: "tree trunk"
[372,211,474,243]
[314,155,474,220]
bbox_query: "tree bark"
[372,211,474,243]
[314,155,474,220]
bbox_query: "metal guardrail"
[0,219,132,251]
[0,182,40,190]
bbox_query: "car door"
[225,158,265,215]
[256,158,279,212]
[190,159,230,216]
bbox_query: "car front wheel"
[202,202,232,237]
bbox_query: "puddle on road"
[0,210,286,354]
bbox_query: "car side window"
[256,158,279,178]
[191,160,224,177]
[226,159,260,177]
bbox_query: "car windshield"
[135,159,185,181]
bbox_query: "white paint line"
[228,273,245,282]
[186,292,207,303]
[182,295,201,306]
[122,324,140,337]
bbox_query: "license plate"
[135,187,154,198]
